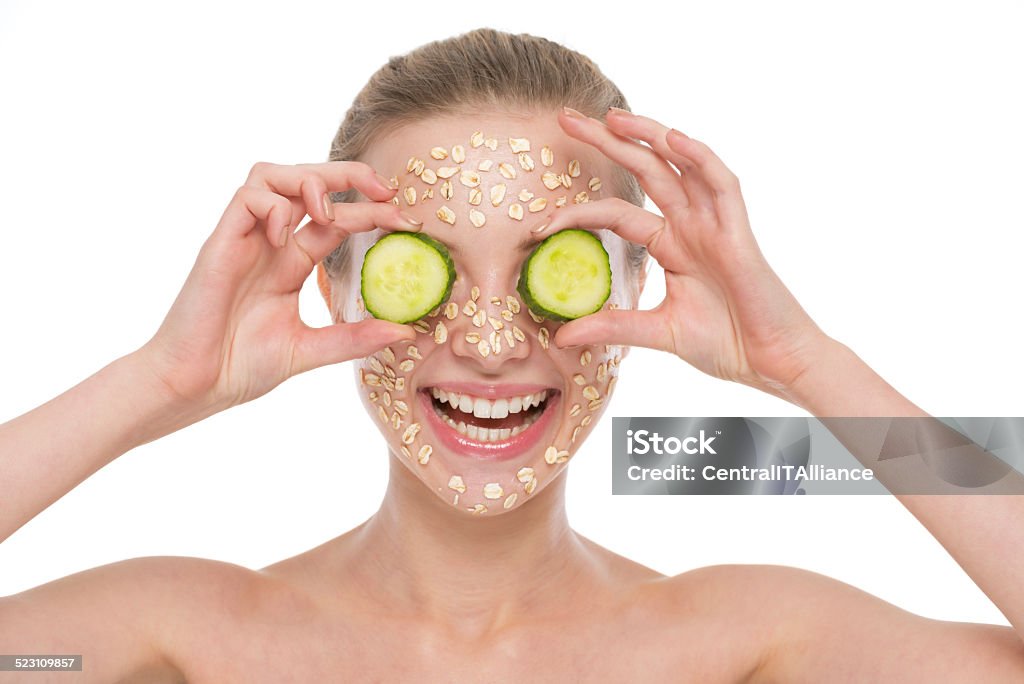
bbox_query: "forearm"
[786,336,1024,639]
[0,349,199,543]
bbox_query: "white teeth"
[491,399,509,419]
[432,400,542,442]
[472,398,492,419]
[428,387,551,443]
[429,387,548,416]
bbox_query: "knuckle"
[292,170,309,193]
[606,196,631,210]
[341,160,374,178]
[628,164,653,184]
[690,140,715,162]
[247,160,272,179]
[233,184,255,203]
[693,203,718,222]
[656,213,669,234]
[608,196,637,220]
[721,170,741,194]
[274,196,292,215]
[647,217,670,252]
[605,196,634,215]
[297,169,327,197]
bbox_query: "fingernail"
[669,128,690,141]
[532,222,550,234]
[322,193,335,221]
[279,225,289,248]
[608,106,631,116]
[376,172,399,190]
[562,106,585,119]
[398,211,423,229]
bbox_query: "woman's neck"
[341,452,600,639]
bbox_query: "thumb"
[293,319,416,374]
[553,308,673,353]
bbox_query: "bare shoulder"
[132,556,312,677]
[652,564,1024,683]
[0,555,271,683]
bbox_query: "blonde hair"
[321,28,647,291]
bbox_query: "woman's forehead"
[359,115,612,241]
[364,113,605,171]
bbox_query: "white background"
[1,0,1022,628]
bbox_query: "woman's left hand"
[535,106,829,400]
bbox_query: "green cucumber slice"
[360,232,455,324]
[517,229,611,322]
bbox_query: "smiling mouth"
[422,387,555,443]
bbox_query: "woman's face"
[335,112,636,515]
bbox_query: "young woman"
[2,28,1023,682]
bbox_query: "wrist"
[777,335,924,417]
[741,327,840,409]
[775,333,848,412]
[118,346,222,446]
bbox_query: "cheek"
[547,338,622,460]
[357,344,419,455]
[354,300,463,464]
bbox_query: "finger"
[292,319,417,375]
[663,131,741,199]
[665,131,750,233]
[291,201,424,268]
[213,185,295,247]
[553,308,673,354]
[245,160,399,227]
[558,108,690,214]
[604,109,716,213]
[530,197,690,273]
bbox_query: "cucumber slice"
[517,229,611,322]
[360,232,455,324]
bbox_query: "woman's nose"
[444,280,532,369]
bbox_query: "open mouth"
[417,385,561,460]
[427,387,551,440]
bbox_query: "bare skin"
[2,107,1024,683]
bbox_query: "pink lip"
[417,389,560,461]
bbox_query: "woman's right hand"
[137,160,421,418]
